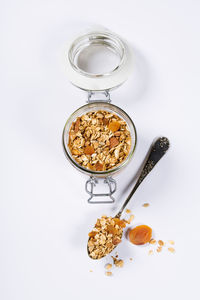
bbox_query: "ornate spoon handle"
[115,137,170,218]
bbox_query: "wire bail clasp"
[87,91,111,103]
[85,176,117,203]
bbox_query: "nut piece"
[109,136,119,148]
[158,240,165,246]
[105,263,112,270]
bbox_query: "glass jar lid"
[64,29,134,91]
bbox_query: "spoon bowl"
[87,137,170,259]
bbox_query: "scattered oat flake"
[129,258,133,261]
[158,240,165,246]
[168,247,175,253]
[125,209,131,214]
[148,250,153,255]
[105,263,112,270]
[127,214,134,224]
[105,271,112,276]
[143,203,149,207]
[156,246,162,253]
[149,239,156,245]
[168,240,175,245]
[89,270,93,272]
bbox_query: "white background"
[1,1,200,299]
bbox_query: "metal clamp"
[85,176,117,203]
[87,91,111,103]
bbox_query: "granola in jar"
[68,110,131,171]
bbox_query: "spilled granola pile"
[88,209,176,276]
[68,110,131,171]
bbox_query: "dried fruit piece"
[128,225,152,245]
[149,239,156,245]
[105,263,112,270]
[158,240,165,246]
[105,271,112,276]
[108,121,120,132]
[84,145,95,155]
[142,203,149,207]
[109,136,119,148]
[107,225,118,235]
[168,247,175,253]
[88,231,97,238]
[95,162,104,171]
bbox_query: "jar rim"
[68,31,125,78]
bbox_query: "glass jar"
[62,28,137,203]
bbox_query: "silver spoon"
[88,137,170,259]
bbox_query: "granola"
[68,110,131,171]
[88,216,126,259]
